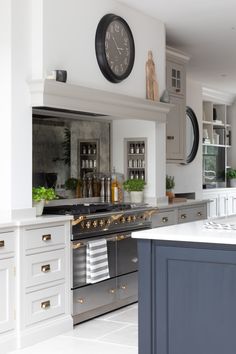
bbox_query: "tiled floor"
[9,303,138,354]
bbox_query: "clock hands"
[112,35,124,55]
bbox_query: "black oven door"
[116,232,138,276]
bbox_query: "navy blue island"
[132,217,236,354]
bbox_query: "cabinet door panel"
[166,95,185,161]
[228,193,236,215]
[218,193,228,217]
[166,61,185,96]
[0,258,14,333]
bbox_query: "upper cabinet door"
[166,61,186,97]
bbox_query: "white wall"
[0,0,32,220]
[166,79,203,199]
[33,0,166,99]
[112,119,166,200]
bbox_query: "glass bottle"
[87,177,93,198]
[93,145,96,155]
[111,168,119,203]
[106,177,111,203]
[87,144,91,155]
[141,143,145,154]
[100,177,105,202]
[136,144,140,154]
[130,144,134,154]
[82,145,87,155]
[82,177,87,198]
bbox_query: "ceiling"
[119,0,236,96]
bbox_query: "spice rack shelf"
[125,138,147,181]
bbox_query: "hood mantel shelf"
[29,79,172,122]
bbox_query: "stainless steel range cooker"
[44,203,158,324]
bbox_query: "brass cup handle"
[197,212,202,216]
[41,264,51,273]
[181,214,187,219]
[120,285,127,290]
[0,240,5,248]
[42,234,51,242]
[162,217,169,223]
[41,300,50,309]
[76,298,84,304]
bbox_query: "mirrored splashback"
[33,113,111,199]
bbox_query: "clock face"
[95,14,135,83]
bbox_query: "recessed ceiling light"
[220,74,227,77]
[231,27,236,30]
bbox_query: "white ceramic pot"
[130,191,144,204]
[230,179,236,188]
[33,199,45,216]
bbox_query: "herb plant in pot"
[32,187,57,216]
[123,179,146,203]
[166,175,175,203]
[226,168,236,187]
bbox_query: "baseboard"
[17,315,73,349]
[0,331,17,353]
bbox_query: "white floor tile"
[64,318,127,339]
[8,304,138,354]
[99,324,138,347]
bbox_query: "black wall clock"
[95,13,135,83]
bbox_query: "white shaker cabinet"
[0,227,16,353]
[166,47,190,163]
[203,188,236,218]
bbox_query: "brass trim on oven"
[72,242,85,249]
[72,216,86,226]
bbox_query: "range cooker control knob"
[81,221,85,229]
[126,216,132,223]
[99,219,105,227]
[120,217,126,224]
[85,221,91,229]
[132,215,136,222]
[92,220,98,228]
[106,219,111,226]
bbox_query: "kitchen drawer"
[0,230,15,256]
[25,284,65,326]
[178,205,207,223]
[152,210,176,228]
[73,278,117,315]
[117,272,138,301]
[24,225,65,251]
[25,249,65,288]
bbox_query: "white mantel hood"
[29,79,172,122]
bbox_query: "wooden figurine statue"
[146,50,159,101]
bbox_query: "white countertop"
[0,215,73,229]
[155,199,208,210]
[132,215,236,245]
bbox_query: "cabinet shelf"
[125,138,147,181]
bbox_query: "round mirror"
[185,106,199,164]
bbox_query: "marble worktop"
[132,215,236,245]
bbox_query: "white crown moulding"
[29,79,173,122]
[202,86,235,105]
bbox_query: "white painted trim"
[202,87,235,105]
[0,332,17,353]
[166,46,190,63]
[17,315,73,349]
[29,79,173,122]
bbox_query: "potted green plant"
[123,179,146,203]
[32,187,57,216]
[226,168,236,187]
[65,177,78,198]
[166,175,175,202]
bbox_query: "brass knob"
[0,240,5,248]
[127,216,132,223]
[85,221,91,229]
[167,136,175,140]
[42,234,51,242]
[76,298,84,304]
[106,219,111,226]
[72,242,83,250]
[41,300,50,309]
[120,217,126,224]
[109,288,116,294]
[132,215,136,222]
[81,221,85,229]
[99,219,105,227]
[162,217,168,223]
[117,235,125,241]
[121,285,126,290]
[92,220,98,228]
[181,214,187,219]
[197,212,202,216]
[41,264,51,273]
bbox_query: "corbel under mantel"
[29,79,173,122]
